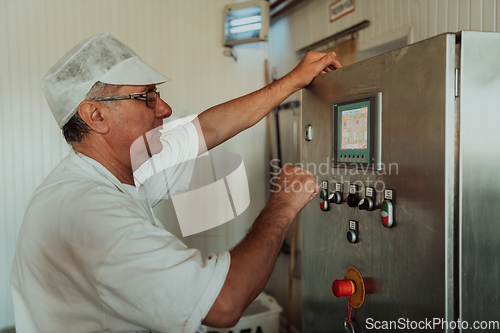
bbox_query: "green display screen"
[336,100,370,163]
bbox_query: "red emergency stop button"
[333,266,366,308]
[332,279,356,298]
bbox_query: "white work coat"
[11,122,230,333]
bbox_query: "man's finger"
[318,52,341,72]
[319,52,335,67]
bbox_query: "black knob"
[347,193,359,208]
[358,197,374,211]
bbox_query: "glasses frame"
[92,91,160,109]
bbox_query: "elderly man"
[11,33,341,333]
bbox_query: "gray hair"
[62,82,122,144]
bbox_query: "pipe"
[270,0,288,10]
[271,0,304,20]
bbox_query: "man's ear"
[78,101,110,134]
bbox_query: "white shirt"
[11,123,230,333]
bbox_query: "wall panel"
[471,0,484,30]
[410,0,421,42]
[498,0,500,30]
[459,0,471,30]
[483,0,496,30]
[437,0,449,34]
[448,0,461,32]
[402,0,411,34]
[428,0,439,36]
[394,0,403,29]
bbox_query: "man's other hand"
[285,51,342,92]
[270,165,320,215]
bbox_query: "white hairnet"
[42,33,169,128]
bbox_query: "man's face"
[105,84,172,167]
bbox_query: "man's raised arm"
[196,51,341,153]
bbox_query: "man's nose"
[155,97,172,119]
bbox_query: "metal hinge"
[455,68,460,97]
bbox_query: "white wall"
[270,0,500,77]
[0,0,269,329]
[267,0,500,331]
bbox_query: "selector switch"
[330,192,342,204]
[330,182,343,204]
[358,198,373,211]
[358,187,375,211]
[381,189,394,227]
[347,185,359,208]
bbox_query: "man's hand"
[270,164,320,217]
[284,51,342,92]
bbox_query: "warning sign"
[329,0,355,23]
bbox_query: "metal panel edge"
[459,30,500,329]
[444,32,460,333]
[374,92,382,171]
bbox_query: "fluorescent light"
[229,23,262,34]
[223,1,269,46]
[229,15,262,27]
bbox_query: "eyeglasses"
[93,91,160,109]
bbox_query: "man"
[11,33,341,333]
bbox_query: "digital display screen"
[341,107,368,150]
[333,94,380,168]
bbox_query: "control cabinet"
[301,32,500,332]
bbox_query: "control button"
[332,279,356,298]
[381,200,394,227]
[320,189,329,211]
[358,197,374,211]
[305,125,313,141]
[347,230,357,243]
[347,220,358,243]
[332,266,366,309]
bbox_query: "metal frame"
[301,33,458,332]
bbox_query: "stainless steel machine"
[301,31,500,332]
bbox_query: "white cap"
[42,33,169,128]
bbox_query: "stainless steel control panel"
[301,32,500,332]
